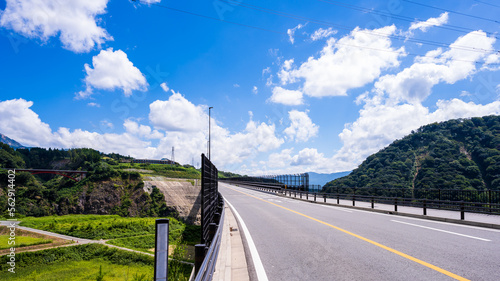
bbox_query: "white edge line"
[321,205,353,213]
[225,198,269,281]
[391,220,491,242]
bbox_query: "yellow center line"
[224,185,470,281]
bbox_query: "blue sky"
[0,0,499,175]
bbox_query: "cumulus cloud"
[253,86,258,94]
[375,30,496,104]
[149,91,207,132]
[409,12,448,33]
[0,97,285,170]
[76,48,148,98]
[280,25,404,98]
[124,119,163,139]
[284,110,319,142]
[335,99,500,170]
[269,86,304,105]
[0,0,112,53]
[291,148,324,166]
[310,27,337,41]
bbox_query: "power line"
[403,0,500,24]
[134,0,498,66]
[222,0,495,54]
[318,0,499,39]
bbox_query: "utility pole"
[209,106,213,160]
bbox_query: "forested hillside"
[324,115,500,192]
[0,146,179,217]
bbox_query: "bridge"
[193,157,500,281]
[2,168,88,181]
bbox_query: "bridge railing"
[194,154,224,281]
[223,180,500,219]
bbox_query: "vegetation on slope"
[324,115,500,192]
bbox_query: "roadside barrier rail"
[223,181,500,219]
[194,154,224,281]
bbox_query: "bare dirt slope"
[143,176,201,224]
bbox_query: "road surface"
[219,183,500,281]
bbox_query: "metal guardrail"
[194,197,224,281]
[194,154,224,281]
[228,181,500,219]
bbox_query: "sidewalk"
[212,204,250,281]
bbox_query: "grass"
[0,259,153,281]
[0,244,192,280]
[106,235,155,253]
[0,235,52,249]
[19,215,186,241]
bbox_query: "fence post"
[324,194,326,203]
[460,201,465,220]
[352,195,355,206]
[337,194,340,204]
[306,192,308,200]
[194,244,206,276]
[489,190,492,213]
[394,198,398,212]
[314,193,316,202]
[423,199,427,216]
[371,197,374,209]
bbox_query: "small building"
[132,158,175,165]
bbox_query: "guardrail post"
[371,197,374,209]
[394,198,398,212]
[300,192,302,199]
[460,201,465,220]
[306,192,308,200]
[194,244,206,275]
[209,223,217,242]
[352,195,355,206]
[337,194,340,204]
[324,194,326,203]
[294,191,297,198]
[314,193,316,202]
[423,199,427,216]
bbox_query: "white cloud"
[269,86,304,105]
[335,99,500,170]
[0,0,112,53]
[375,31,496,104]
[284,110,319,142]
[77,48,148,98]
[310,27,337,41]
[233,83,240,88]
[291,148,324,166]
[287,23,305,44]
[124,119,163,139]
[87,102,100,107]
[409,12,448,33]
[0,99,54,147]
[160,82,170,92]
[149,91,207,132]
[100,120,114,129]
[281,25,404,97]
[0,97,284,170]
[252,86,258,94]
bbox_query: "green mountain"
[0,146,193,218]
[323,115,500,192]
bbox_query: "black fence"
[195,154,224,280]
[227,180,500,217]
[327,186,500,206]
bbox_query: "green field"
[0,244,192,281]
[19,215,186,241]
[0,235,52,249]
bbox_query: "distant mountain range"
[307,171,351,187]
[0,133,25,149]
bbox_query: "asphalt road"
[219,183,500,281]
